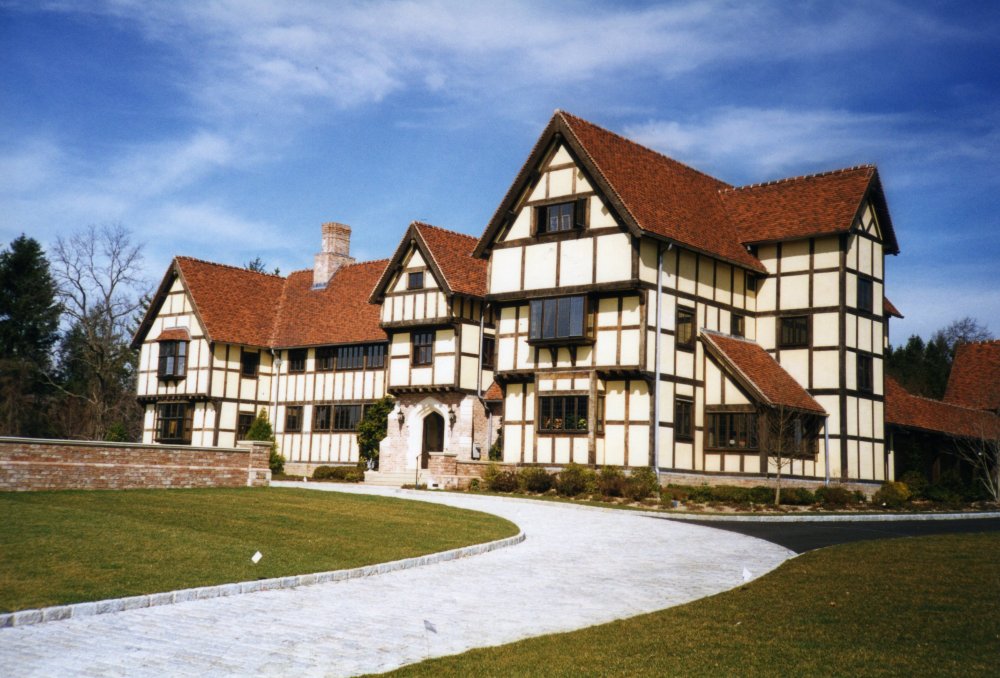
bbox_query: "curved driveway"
[0,484,793,677]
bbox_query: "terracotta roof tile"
[271,261,388,348]
[701,331,825,414]
[414,222,487,297]
[943,341,1000,412]
[176,257,285,347]
[887,376,1000,438]
[884,297,903,319]
[484,381,503,401]
[154,327,191,341]
[558,112,765,272]
[719,166,876,245]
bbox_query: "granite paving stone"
[0,483,793,677]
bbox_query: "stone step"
[363,470,429,487]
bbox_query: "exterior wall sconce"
[448,406,457,428]
[472,443,481,460]
[397,408,405,426]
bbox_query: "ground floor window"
[155,402,192,444]
[538,395,588,433]
[285,405,303,432]
[333,404,364,431]
[313,405,332,431]
[237,412,254,439]
[706,411,759,450]
[675,397,693,440]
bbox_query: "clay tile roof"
[557,112,765,273]
[414,222,487,297]
[943,341,1000,412]
[720,166,883,247]
[271,260,388,348]
[700,331,825,414]
[884,297,903,319]
[887,376,1000,439]
[154,327,191,342]
[176,257,285,347]
[484,381,503,401]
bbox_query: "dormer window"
[157,340,187,379]
[536,199,587,234]
[407,271,424,290]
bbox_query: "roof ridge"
[722,164,875,193]
[175,255,285,279]
[558,110,732,188]
[412,221,478,242]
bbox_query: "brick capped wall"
[0,438,271,491]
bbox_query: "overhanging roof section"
[700,331,826,415]
[887,376,999,439]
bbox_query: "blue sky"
[2,0,998,341]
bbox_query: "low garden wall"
[0,437,271,491]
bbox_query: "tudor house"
[134,110,933,487]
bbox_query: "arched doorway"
[421,412,444,469]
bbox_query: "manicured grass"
[385,533,1000,677]
[0,487,517,612]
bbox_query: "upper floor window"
[241,351,259,378]
[482,335,496,370]
[536,199,586,234]
[731,313,745,338]
[413,331,434,366]
[288,349,307,373]
[157,341,187,379]
[675,397,693,441]
[156,402,191,444]
[676,306,695,350]
[857,354,874,393]
[779,316,809,348]
[366,343,386,369]
[407,271,424,290]
[316,347,335,371]
[333,404,364,431]
[538,395,588,433]
[313,405,332,432]
[857,277,873,314]
[529,296,587,342]
[337,345,365,370]
[285,405,303,432]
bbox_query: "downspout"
[823,414,831,486]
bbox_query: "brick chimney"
[313,222,355,288]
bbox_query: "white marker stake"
[742,567,752,583]
[252,551,263,564]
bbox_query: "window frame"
[675,397,694,441]
[336,344,365,371]
[407,270,424,290]
[481,335,496,370]
[315,347,335,372]
[288,349,307,373]
[779,315,810,348]
[537,395,589,434]
[241,350,259,378]
[333,404,364,432]
[237,412,254,440]
[155,402,192,444]
[705,411,759,451]
[676,306,696,351]
[412,331,434,366]
[730,313,745,338]
[535,199,587,235]
[528,295,589,343]
[313,404,332,432]
[857,276,874,314]
[857,354,874,393]
[157,340,188,380]
[366,343,386,369]
[284,405,303,432]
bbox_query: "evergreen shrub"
[625,467,660,501]
[518,467,554,493]
[873,481,911,507]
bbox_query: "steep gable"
[944,341,1000,412]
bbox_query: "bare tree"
[48,224,147,440]
[953,421,1000,503]
[762,404,797,506]
[934,317,993,356]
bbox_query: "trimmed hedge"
[312,465,364,483]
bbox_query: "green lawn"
[0,487,517,612]
[384,533,1000,677]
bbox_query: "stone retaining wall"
[0,438,271,491]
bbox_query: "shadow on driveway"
[660,517,1000,553]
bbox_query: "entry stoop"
[364,470,429,487]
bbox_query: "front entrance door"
[421,412,444,469]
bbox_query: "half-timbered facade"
[136,110,920,487]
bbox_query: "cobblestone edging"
[0,530,525,629]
